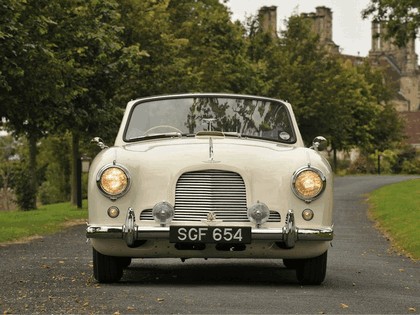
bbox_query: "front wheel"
[296,251,328,285]
[92,248,124,283]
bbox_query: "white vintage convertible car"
[87,93,333,284]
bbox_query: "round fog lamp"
[152,201,174,226]
[302,209,314,221]
[247,202,270,226]
[107,206,120,218]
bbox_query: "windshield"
[124,96,296,143]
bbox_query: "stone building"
[369,23,419,112]
[259,6,420,148]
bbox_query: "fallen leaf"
[340,303,349,309]
[408,307,416,312]
[127,306,136,311]
[157,298,165,302]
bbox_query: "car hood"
[89,137,332,223]
[91,137,329,178]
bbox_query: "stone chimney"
[259,6,277,37]
[314,6,333,43]
[301,6,339,53]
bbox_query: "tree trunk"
[70,132,80,206]
[28,135,38,209]
[333,148,337,173]
[1,169,10,210]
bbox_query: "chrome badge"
[207,211,217,221]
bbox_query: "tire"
[296,251,328,285]
[283,259,301,269]
[119,257,132,269]
[92,248,124,283]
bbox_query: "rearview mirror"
[91,137,108,150]
[311,136,327,152]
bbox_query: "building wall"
[369,22,420,112]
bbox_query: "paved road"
[1,175,419,314]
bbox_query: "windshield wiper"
[223,132,242,138]
[127,132,195,142]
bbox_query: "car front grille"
[174,170,248,222]
[140,169,280,222]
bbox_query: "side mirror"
[91,137,108,150]
[311,136,327,152]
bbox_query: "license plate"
[169,226,251,244]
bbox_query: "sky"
[225,0,420,58]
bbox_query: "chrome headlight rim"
[291,166,326,203]
[96,163,131,200]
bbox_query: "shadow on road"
[119,259,300,286]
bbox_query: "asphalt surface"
[0,175,419,314]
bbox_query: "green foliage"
[362,0,419,47]
[246,14,385,154]
[369,179,420,260]
[0,136,38,210]
[37,135,71,204]
[347,145,420,175]
[391,145,420,174]
[0,0,24,93]
[0,0,412,205]
[13,166,37,211]
[0,135,20,210]
[401,159,420,174]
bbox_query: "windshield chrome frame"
[123,94,297,144]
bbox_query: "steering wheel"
[144,125,183,135]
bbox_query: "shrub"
[14,167,37,210]
[401,159,420,174]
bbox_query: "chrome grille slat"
[139,170,281,223]
[173,170,247,222]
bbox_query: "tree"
[37,135,71,205]
[1,0,65,209]
[362,0,420,46]
[116,0,254,98]
[2,0,143,208]
[355,61,404,153]
[115,0,192,100]
[0,0,24,101]
[44,0,143,206]
[167,0,255,93]
[245,14,392,170]
[0,135,19,210]
[168,0,250,92]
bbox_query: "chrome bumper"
[86,209,333,249]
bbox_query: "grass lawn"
[0,201,87,244]
[368,178,420,260]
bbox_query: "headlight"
[97,164,131,199]
[292,166,326,202]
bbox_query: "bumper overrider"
[86,209,333,249]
